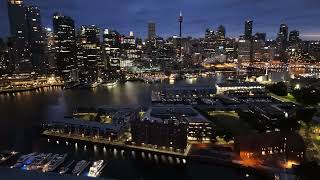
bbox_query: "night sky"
[1,0,320,40]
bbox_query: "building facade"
[52,13,77,81]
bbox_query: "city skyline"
[1,0,320,40]
[1,1,320,179]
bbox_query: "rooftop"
[143,105,210,124]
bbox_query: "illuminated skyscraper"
[244,20,253,40]
[289,30,300,45]
[217,25,226,39]
[254,33,266,42]
[148,22,156,40]
[0,38,11,75]
[44,28,56,71]
[276,24,289,62]
[238,37,252,64]
[52,13,77,81]
[26,6,45,72]
[103,29,121,70]
[7,0,32,72]
[280,24,288,41]
[77,25,100,83]
[8,0,25,36]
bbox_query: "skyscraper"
[276,24,289,62]
[244,20,253,40]
[289,30,300,45]
[44,28,56,71]
[26,6,45,72]
[103,29,121,70]
[279,24,288,41]
[148,22,156,40]
[7,0,31,72]
[254,33,266,42]
[217,25,226,39]
[77,25,100,83]
[217,25,226,48]
[238,37,252,65]
[53,13,77,81]
[0,38,11,75]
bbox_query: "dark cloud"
[0,0,319,39]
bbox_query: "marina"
[6,151,107,178]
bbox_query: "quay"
[42,130,189,158]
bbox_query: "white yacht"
[43,154,67,172]
[88,160,105,177]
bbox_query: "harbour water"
[0,75,267,180]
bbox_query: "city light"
[1,0,319,179]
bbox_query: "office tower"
[238,37,252,65]
[254,33,266,42]
[121,32,139,70]
[276,32,287,62]
[279,24,288,41]
[216,25,226,51]
[217,25,226,39]
[77,25,100,83]
[26,6,45,72]
[244,20,253,40]
[103,29,121,70]
[44,28,56,71]
[52,13,77,82]
[0,38,11,75]
[289,30,300,45]
[103,29,121,49]
[148,22,156,40]
[103,29,121,61]
[253,33,266,62]
[203,29,216,57]
[287,30,302,62]
[7,0,32,72]
[277,24,289,58]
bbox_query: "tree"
[292,86,320,105]
[296,107,317,124]
[295,161,320,180]
[267,82,288,96]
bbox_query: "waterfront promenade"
[42,130,190,157]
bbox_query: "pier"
[42,130,189,160]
